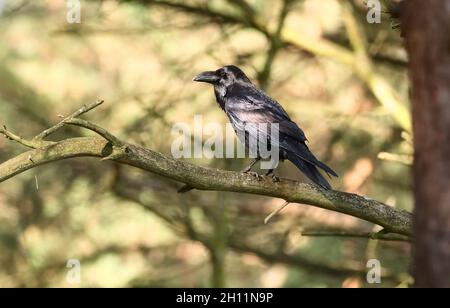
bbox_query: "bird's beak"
[192,71,219,83]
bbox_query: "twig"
[64,118,123,146]
[33,100,104,141]
[0,100,105,148]
[301,230,412,242]
[0,125,52,149]
[378,152,413,165]
[264,201,290,224]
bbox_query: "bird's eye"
[219,71,226,78]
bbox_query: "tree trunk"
[401,0,450,287]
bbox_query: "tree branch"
[0,125,52,149]
[258,0,292,89]
[128,0,411,132]
[64,117,123,146]
[112,167,404,282]
[33,100,104,141]
[0,119,412,236]
[301,230,412,242]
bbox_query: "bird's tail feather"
[288,142,338,177]
[287,152,332,190]
[311,159,338,178]
[292,148,338,177]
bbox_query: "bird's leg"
[242,158,262,180]
[265,169,280,182]
[264,169,273,176]
[241,158,259,173]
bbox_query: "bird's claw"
[264,170,279,182]
[270,175,280,182]
[243,171,262,181]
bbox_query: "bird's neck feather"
[214,85,227,110]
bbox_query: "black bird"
[193,65,338,190]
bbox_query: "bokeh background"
[0,0,412,287]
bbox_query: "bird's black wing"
[227,84,308,143]
[226,86,338,177]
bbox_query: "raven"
[193,65,338,190]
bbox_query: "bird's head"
[193,65,251,88]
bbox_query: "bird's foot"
[270,175,280,182]
[241,158,260,173]
[243,171,263,181]
[264,169,279,182]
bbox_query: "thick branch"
[0,136,412,236]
